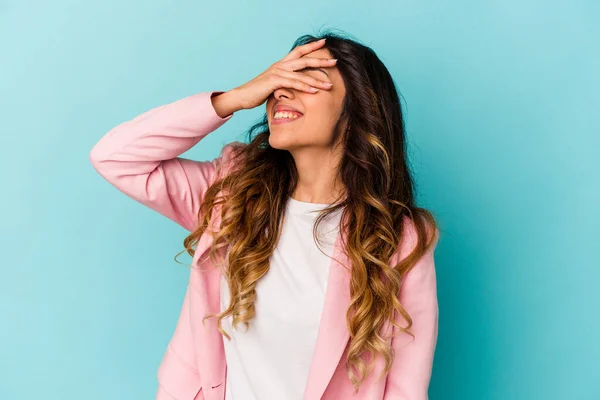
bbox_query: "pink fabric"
[90,91,440,400]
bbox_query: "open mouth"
[272,111,303,124]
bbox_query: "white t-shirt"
[220,196,343,400]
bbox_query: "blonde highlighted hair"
[176,31,439,393]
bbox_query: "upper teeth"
[274,111,301,119]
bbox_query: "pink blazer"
[89,91,440,400]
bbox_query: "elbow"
[89,127,118,172]
[89,124,122,170]
[88,138,117,179]
[89,143,107,172]
[89,145,101,167]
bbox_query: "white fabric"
[221,196,343,400]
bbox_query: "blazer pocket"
[157,384,204,400]
[193,386,206,400]
[157,346,203,399]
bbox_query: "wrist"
[211,90,243,118]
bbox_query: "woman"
[90,33,440,400]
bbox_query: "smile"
[271,112,303,125]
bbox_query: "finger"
[277,69,333,90]
[281,38,327,62]
[274,76,321,93]
[280,56,337,72]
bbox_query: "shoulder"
[222,140,247,159]
[215,140,247,179]
[394,214,440,264]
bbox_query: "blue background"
[1,1,598,399]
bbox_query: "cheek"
[295,92,343,136]
[316,99,342,128]
[304,107,341,143]
[304,95,338,121]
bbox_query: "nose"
[273,86,295,101]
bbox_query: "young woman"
[90,33,440,400]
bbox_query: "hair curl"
[175,29,439,394]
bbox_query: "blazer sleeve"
[384,225,440,400]
[89,90,237,232]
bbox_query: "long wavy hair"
[175,30,439,393]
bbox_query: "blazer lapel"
[303,224,352,400]
[189,207,228,398]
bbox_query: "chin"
[269,132,302,151]
[267,134,289,151]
